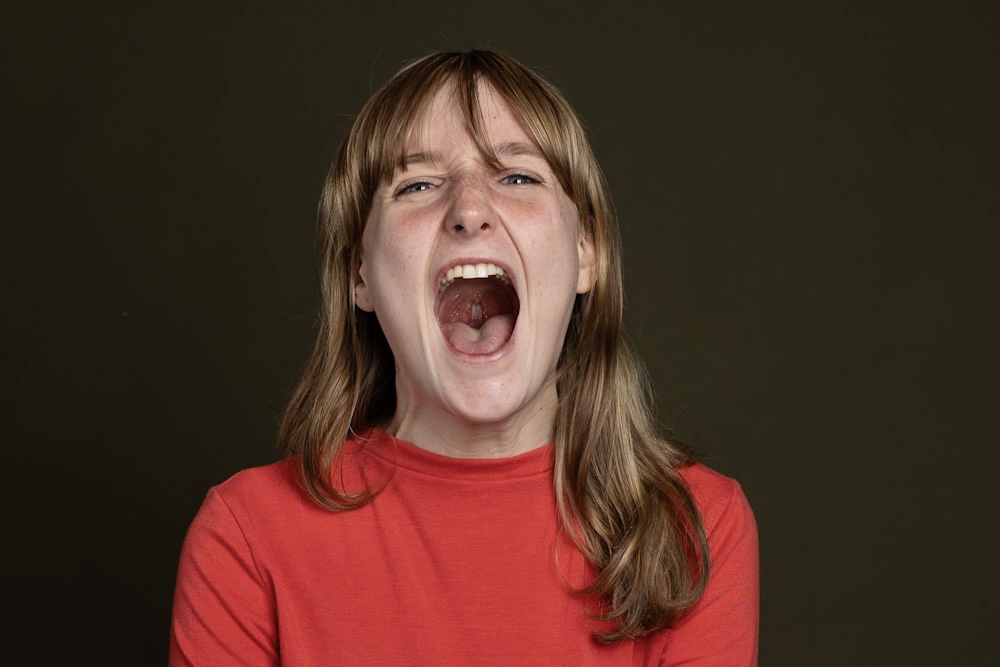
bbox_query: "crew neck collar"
[355,428,554,481]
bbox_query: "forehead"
[397,81,541,167]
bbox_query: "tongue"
[437,278,517,355]
[440,314,516,355]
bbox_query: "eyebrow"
[402,151,442,167]
[401,142,545,168]
[494,141,545,160]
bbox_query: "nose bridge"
[445,170,494,234]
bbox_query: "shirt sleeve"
[169,487,280,667]
[660,479,760,666]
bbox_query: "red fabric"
[169,430,758,666]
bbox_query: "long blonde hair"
[279,49,709,642]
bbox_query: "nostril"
[479,222,489,231]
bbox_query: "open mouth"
[436,262,520,356]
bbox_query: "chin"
[446,377,552,427]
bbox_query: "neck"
[387,388,558,459]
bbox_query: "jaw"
[390,351,561,456]
[383,260,570,454]
[423,297,566,426]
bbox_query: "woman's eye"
[395,181,435,196]
[501,173,539,186]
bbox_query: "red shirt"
[170,430,758,665]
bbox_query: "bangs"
[357,50,590,209]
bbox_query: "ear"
[355,259,376,312]
[576,230,597,295]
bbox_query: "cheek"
[529,202,583,283]
[363,219,430,304]
[364,222,400,263]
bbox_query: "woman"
[170,49,758,666]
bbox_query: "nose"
[444,177,494,235]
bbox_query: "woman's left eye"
[501,173,539,186]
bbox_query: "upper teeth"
[440,262,508,289]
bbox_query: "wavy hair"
[279,49,709,642]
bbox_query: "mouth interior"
[437,276,520,355]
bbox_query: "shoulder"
[663,463,759,664]
[178,458,326,585]
[171,461,298,663]
[679,462,756,540]
[212,458,301,505]
[191,459,312,536]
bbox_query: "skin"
[355,82,596,458]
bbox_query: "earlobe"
[355,262,376,312]
[576,233,597,295]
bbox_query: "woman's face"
[355,81,596,454]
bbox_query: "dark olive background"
[5,1,997,664]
